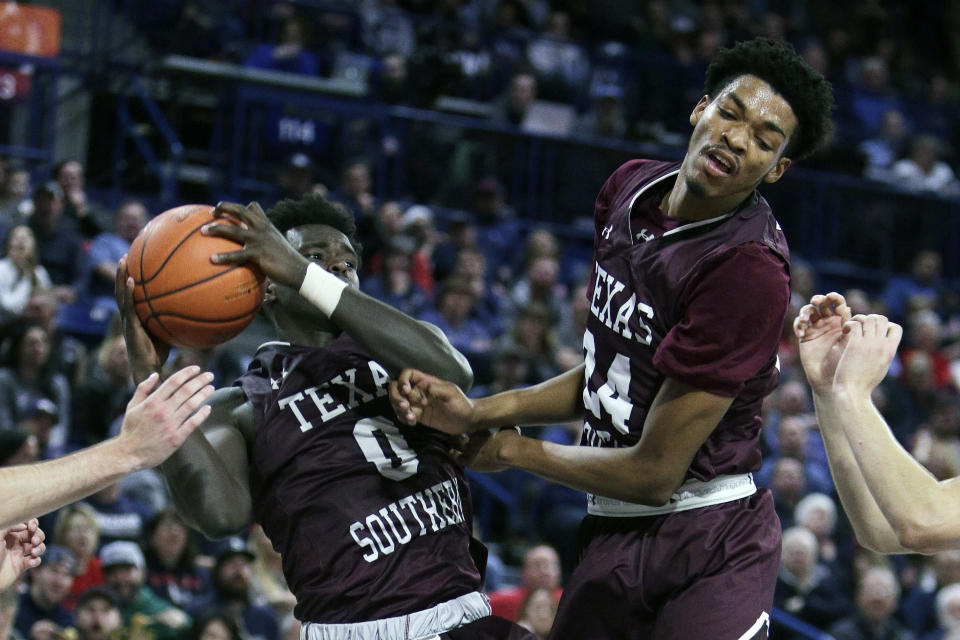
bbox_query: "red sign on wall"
[0,3,62,57]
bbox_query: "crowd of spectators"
[0,0,960,638]
[128,0,960,199]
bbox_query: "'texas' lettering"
[278,360,391,432]
[590,263,655,345]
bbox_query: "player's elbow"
[195,510,251,540]
[622,473,678,506]
[894,519,949,555]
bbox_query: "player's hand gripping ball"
[126,204,265,348]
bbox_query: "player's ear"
[763,156,792,183]
[690,95,711,126]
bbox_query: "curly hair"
[704,37,834,161]
[266,194,363,259]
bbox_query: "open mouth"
[705,149,736,175]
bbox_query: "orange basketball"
[126,204,265,349]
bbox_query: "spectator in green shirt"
[100,541,190,639]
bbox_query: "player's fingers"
[174,384,215,422]
[887,322,904,345]
[152,365,202,401]
[395,368,416,394]
[212,201,250,224]
[23,555,42,569]
[201,222,245,241]
[843,319,865,337]
[246,201,268,222]
[865,313,888,337]
[169,370,215,409]
[178,404,212,439]
[29,542,45,558]
[211,248,253,265]
[129,372,160,407]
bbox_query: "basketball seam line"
[142,309,260,324]
[136,217,209,285]
[133,263,254,303]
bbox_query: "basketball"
[126,204,265,349]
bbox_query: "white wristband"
[298,262,348,317]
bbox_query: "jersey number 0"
[353,417,420,480]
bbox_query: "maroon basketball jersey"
[237,335,482,623]
[583,159,790,481]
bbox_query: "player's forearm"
[811,392,905,553]
[497,435,674,504]
[160,432,251,538]
[823,388,960,552]
[472,365,585,430]
[0,438,139,528]
[332,289,473,389]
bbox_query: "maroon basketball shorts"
[550,489,781,640]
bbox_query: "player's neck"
[660,181,751,222]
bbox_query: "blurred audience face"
[216,555,253,600]
[509,73,537,114]
[5,169,29,199]
[31,560,73,607]
[856,566,899,626]
[771,457,806,501]
[62,511,99,562]
[376,202,404,236]
[778,416,809,458]
[528,257,559,292]
[523,545,560,590]
[343,162,372,197]
[781,527,818,579]
[56,161,84,193]
[116,201,148,243]
[21,326,50,370]
[104,564,144,605]
[778,381,808,416]
[439,288,474,324]
[150,512,188,567]
[844,288,872,315]
[6,225,36,271]
[519,587,558,638]
[24,292,58,331]
[199,619,233,640]
[74,596,122,640]
[913,250,942,283]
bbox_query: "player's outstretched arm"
[206,201,473,390]
[795,293,906,553]
[0,367,213,529]
[826,313,960,553]
[453,377,732,504]
[391,364,585,433]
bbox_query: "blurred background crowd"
[0,0,959,639]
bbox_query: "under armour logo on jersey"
[270,366,291,390]
[636,228,655,242]
[601,225,613,239]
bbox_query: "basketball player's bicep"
[198,388,252,491]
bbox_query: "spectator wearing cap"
[69,586,123,640]
[187,537,279,640]
[27,181,81,297]
[18,397,62,460]
[276,153,315,202]
[399,204,438,294]
[0,429,37,467]
[78,198,149,303]
[100,540,190,640]
[0,226,52,323]
[53,504,103,611]
[14,544,75,639]
[576,82,627,138]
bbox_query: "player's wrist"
[299,262,347,316]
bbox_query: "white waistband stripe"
[301,592,491,640]
[587,473,757,517]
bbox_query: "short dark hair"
[267,194,363,260]
[704,37,834,161]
